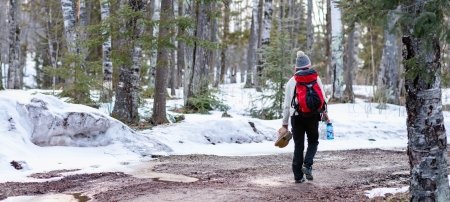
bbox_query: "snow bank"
[365,186,409,198]
[0,90,170,182]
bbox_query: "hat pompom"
[297,51,306,58]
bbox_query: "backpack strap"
[291,86,299,115]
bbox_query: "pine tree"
[151,0,173,125]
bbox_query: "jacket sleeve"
[282,78,294,126]
[317,76,326,101]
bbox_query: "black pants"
[291,114,319,181]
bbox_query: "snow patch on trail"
[365,186,408,198]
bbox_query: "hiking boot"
[302,166,313,181]
[295,177,306,183]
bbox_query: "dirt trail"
[0,149,411,202]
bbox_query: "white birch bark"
[306,0,313,53]
[255,0,272,91]
[377,7,400,105]
[60,0,77,86]
[100,0,113,101]
[330,0,344,100]
[7,0,21,89]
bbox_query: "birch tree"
[112,0,145,124]
[100,0,113,101]
[255,0,273,91]
[244,0,259,88]
[306,0,313,53]
[376,7,400,105]
[60,0,76,85]
[402,0,450,199]
[330,0,344,100]
[151,0,173,125]
[7,0,21,89]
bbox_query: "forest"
[1,0,450,201]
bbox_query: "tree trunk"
[402,2,450,201]
[7,0,21,89]
[45,1,58,93]
[325,0,331,84]
[343,23,360,103]
[176,0,184,88]
[170,42,176,96]
[151,0,173,124]
[100,0,113,101]
[60,0,77,86]
[112,0,145,125]
[255,0,273,91]
[185,1,211,108]
[330,0,344,101]
[306,0,313,54]
[244,0,259,88]
[208,1,218,86]
[376,7,400,105]
[217,0,230,87]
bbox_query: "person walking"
[279,51,326,183]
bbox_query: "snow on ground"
[0,90,169,182]
[2,81,450,182]
[365,186,409,198]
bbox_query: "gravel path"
[0,149,412,202]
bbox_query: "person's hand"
[278,126,288,138]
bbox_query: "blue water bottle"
[326,122,334,140]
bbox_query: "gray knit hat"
[295,51,311,69]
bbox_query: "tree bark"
[330,0,344,101]
[343,23,360,103]
[112,0,145,125]
[244,0,259,88]
[325,0,331,84]
[255,0,273,91]
[208,1,218,86]
[217,0,230,87]
[402,2,450,201]
[306,0,313,54]
[176,0,184,88]
[100,0,113,101]
[7,0,21,89]
[151,0,173,124]
[60,0,77,85]
[376,7,400,105]
[185,1,211,107]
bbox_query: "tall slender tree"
[60,0,76,85]
[244,0,259,88]
[7,0,21,89]
[376,7,400,105]
[330,0,344,101]
[255,0,273,91]
[218,0,230,87]
[185,1,211,108]
[151,0,173,125]
[343,23,360,103]
[402,1,450,200]
[306,0,313,54]
[176,0,185,88]
[100,0,113,101]
[112,0,145,124]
